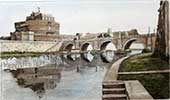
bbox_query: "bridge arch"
[123,38,137,50]
[80,42,94,62]
[81,43,93,51]
[100,41,116,51]
[64,43,74,51]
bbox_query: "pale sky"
[0,0,160,36]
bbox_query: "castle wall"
[12,11,60,41]
[0,40,62,52]
[25,20,59,34]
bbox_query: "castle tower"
[11,9,60,41]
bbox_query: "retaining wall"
[0,40,62,52]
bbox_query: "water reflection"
[66,53,80,61]
[81,51,94,62]
[10,66,62,99]
[0,51,117,71]
[0,55,63,70]
[0,50,125,100]
[101,50,115,63]
[1,52,113,100]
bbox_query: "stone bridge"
[59,34,156,52]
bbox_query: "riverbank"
[118,53,169,99]
[0,52,52,58]
[0,50,121,58]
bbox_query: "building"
[154,0,169,61]
[11,9,60,41]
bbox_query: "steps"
[102,80,127,100]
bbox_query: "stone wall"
[0,40,62,52]
[154,0,169,60]
[24,20,59,34]
[124,80,153,100]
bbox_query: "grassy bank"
[118,53,169,99]
[0,52,46,58]
[119,53,169,72]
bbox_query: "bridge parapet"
[59,34,156,52]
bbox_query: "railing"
[0,34,155,43]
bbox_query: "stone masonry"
[10,9,60,41]
[154,0,169,61]
[0,40,62,52]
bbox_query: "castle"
[10,9,60,41]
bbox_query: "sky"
[0,0,160,36]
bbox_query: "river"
[0,52,112,100]
[0,43,143,100]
